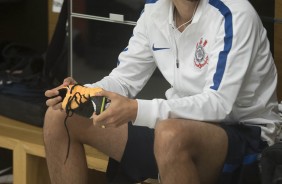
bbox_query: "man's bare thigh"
[44,107,128,161]
[155,119,228,182]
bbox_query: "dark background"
[0,0,275,62]
[0,0,48,54]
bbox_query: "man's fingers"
[45,89,59,98]
[63,77,77,86]
[93,110,108,125]
[93,119,117,129]
[92,107,114,127]
[95,89,112,99]
[44,84,67,98]
[44,77,77,110]
[46,96,62,107]
[52,102,63,110]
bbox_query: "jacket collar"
[149,0,209,30]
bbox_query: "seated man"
[44,0,282,183]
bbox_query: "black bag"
[261,143,282,184]
[0,42,46,91]
[0,0,68,127]
[0,42,49,126]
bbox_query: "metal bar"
[70,12,137,26]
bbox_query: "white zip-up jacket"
[87,0,282,145]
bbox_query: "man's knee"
[154,120,180,151]
[43,107,67,144]
[154,119,197,162]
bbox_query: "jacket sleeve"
[86,9,157,98]
[134,6,263,128]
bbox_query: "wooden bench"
[0,115,158,184]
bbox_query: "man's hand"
[92,90,137,128]
[45,77,77,110]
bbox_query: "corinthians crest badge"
[194,38,209,69]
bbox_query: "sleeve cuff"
[133,99,157,128]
